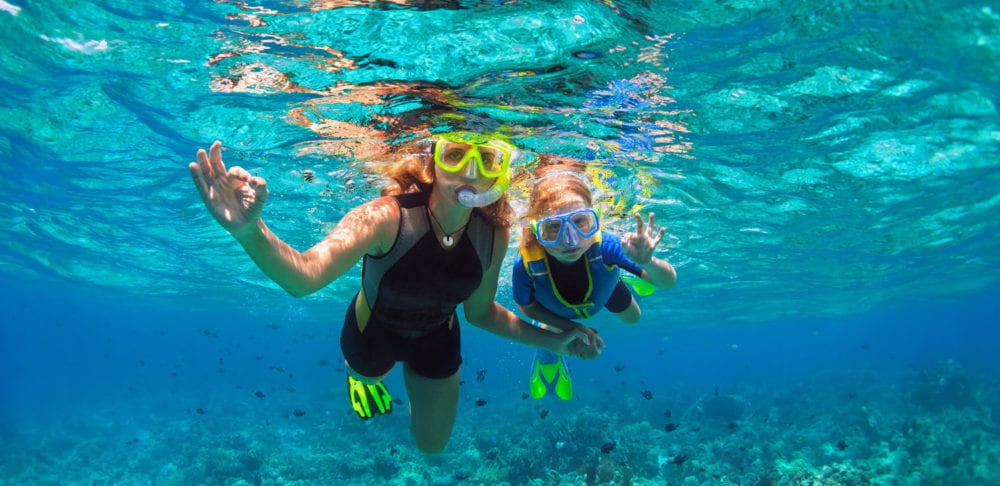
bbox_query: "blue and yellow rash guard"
[512,231,644,319]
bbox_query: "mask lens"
[570,211,598,235]
[536,219,564,244]
[435,142,473,171]
[477,146,507,176]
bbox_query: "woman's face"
[536,192,596,263]
[432,150,503,208]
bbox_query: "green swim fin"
[622,275,656,297]
[528,349,573,401]
[348,374,392,420]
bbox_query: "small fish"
[195,408,206,415]
[301,169,315,183]
[393,398,404,405]
[475,399,487,407]
[476,369,487,382]
[640,390,653,400]
[572,50,602,60]
[600,441,616,454]
[862,343,871,350]
[665,423,679,432]
[672,453,687,465]
[390,446,399,456]
[836,440,848,451]
[254,390,266,399]
[319,360,329,366]
[521,393,529,400]
[287,387,296,393]
[663,409,672,418]
[848,392,857,399]
[614,365,625,372]
[728,422,738,431]
[485,449,499,460]
[540,409,549,419]
[292,409,305,417]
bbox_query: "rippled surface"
[1,0,998,325]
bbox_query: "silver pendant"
[442,235,454,247]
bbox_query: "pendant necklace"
[427,206,466,248]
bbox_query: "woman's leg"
[403,364,460,454]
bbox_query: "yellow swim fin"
[348,374,392,420]
[528,350,573,400]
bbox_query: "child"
[512,162,677,400]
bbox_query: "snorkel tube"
[457,168,511,207]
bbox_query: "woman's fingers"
[195,148,213,179]
[208,141,226,180]
[189,162,211,199]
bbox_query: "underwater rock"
[911,359,977,411]
[700,394,746,422]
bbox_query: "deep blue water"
[1,0,999,484]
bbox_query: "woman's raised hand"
[188,141,268,238]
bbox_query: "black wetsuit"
[340,192,494,378]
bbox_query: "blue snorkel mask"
[531,208,601,247]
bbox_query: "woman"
[188,133,598,454]
[513,162,677,400]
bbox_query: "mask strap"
[533,170,590,186]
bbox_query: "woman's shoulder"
[348,196,401,227]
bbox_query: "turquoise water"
[1,0,999,484]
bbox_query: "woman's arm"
[519,301,606,350]
[463,227,600,357]
[190,141,395,297]
[234,198,396,297]
[518,301,578,332]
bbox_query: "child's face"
[537,193,597,263]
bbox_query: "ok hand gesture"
[188,141,269,238]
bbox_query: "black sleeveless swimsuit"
[340,192,494,378]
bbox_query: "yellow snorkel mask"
[433,132,524,207]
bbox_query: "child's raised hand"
[622,212,665,264]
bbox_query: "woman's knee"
[412,431,450,455]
